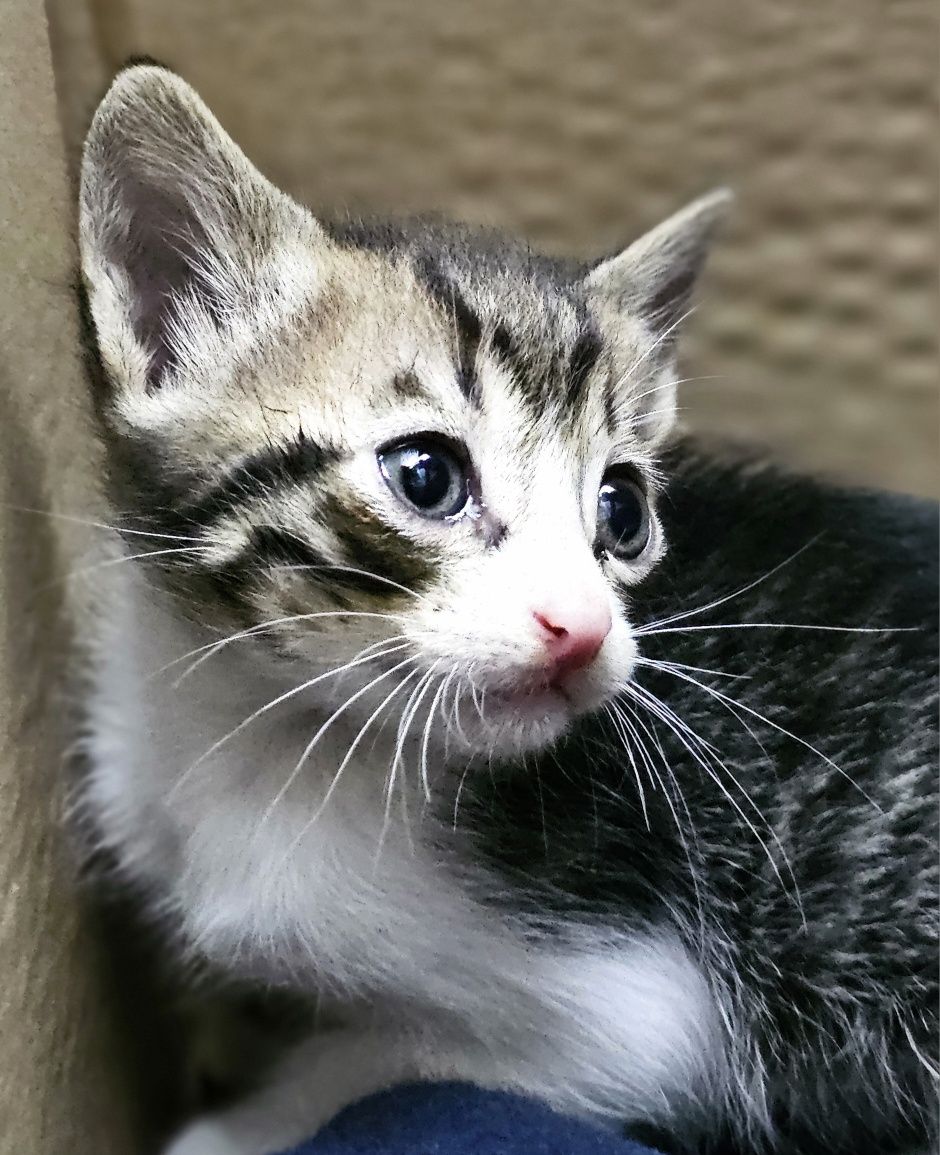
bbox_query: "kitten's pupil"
[379,441,468,519]
[402,451,450,507]
[597,476,650,560]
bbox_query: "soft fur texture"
[76,66,938,1155]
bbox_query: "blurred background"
[51,0,937,495]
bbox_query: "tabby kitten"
[77,65,938,1155]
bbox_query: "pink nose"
[533,601,612,681]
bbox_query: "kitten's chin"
[449,685,599,759]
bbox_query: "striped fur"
[77,66,937,1155]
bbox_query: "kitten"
[76,65,938,1155]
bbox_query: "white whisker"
[452,760,473,831]
[160,611,408,682]
[377,667,438,865]
[638,657,773,766]
[271,654,421,835]
[450,677,471,748]
[419,672,450,803]
[640,662,881,811]
[436,666,460,762]
[635,539,822,635]
[270,560,430,604]
[398,665,442,804]
[624,679,804,918]
[264,664,421,836]
[627,373,725,407]
[61,544,211,586]
[168,641,412,798]
[3,505,204,542]
[613,305,698,392]
[635,657,749,682]
[604,703,650,830]
[639,622,914,638]
[615,699,710,940]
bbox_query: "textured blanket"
[277,1084,660,1155]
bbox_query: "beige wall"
[54,0,938,496]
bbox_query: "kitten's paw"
[163,1118,260,1155]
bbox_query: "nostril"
[533,611,568,640]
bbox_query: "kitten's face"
[80,66,728,760]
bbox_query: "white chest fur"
[82,571,726,1131]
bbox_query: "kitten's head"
[80,65,729,758]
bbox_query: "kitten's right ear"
[79,65,320,405]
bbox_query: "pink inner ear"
[642,267,697,342]
[108,178,220,391]
[82,67,256,396]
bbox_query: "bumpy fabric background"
[0,3,934,1153]
[51,0,938,497]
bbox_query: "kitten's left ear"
[585,188,732,440]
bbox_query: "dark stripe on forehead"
[178,432,338,529]
[415,257,483,405]
[450,290,483,403]
[490,317,567,417]
[603,373,618,436]
[490,321,523,377]
[491,314,608,432]
[566,324,604,411]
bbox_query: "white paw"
[163,1118,259,1155]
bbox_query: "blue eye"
[596,472,650,560]
[378,440,469,519]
